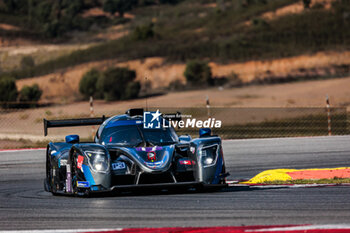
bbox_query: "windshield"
[100,124,178,147]
[100,125,143,147]
[142,127,178,146]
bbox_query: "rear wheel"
[45,149,53,192]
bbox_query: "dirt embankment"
[16,50,350,103]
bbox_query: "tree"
[97,67,139,101]
[3,0,28,13]
[159,0,180,4]
[19,84,42,102]
[20,56,35,70]
[303,0,311,9]
[132,23,155,41]
[124,81,141,99]
[184,60,213,86]
[103,0,136,17]
[0,77,18,103]
[79,68,101,99]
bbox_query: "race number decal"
[112,162,126,170]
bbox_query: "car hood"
[110,145,175,172]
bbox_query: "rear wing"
[43,116,108,136]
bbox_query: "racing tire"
[46,148,60,195]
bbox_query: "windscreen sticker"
[77,155,84,169]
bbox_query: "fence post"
[206,95,210,117]
[326,95,331,136]
[90,96,95,139]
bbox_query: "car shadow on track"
[78,185,256,198]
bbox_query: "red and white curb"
[3,225,350,233]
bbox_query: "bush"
[303,0,311,9]
[79,68,101,99]
[20,56,35,70]
[184,60,212,86]
[168,79,185,91]
[124,81,141,99]
[132,23,155,41]
[103,0,137,17]
[97,67,139,101]
[0,76,18,102]
[159,0,181,4]
[19,84,42,102]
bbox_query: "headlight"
[85,151,109,173]
[200,145,218,167]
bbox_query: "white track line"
[0,228,123,233]
[248,224,350,232]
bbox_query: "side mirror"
[65,135,79,144]
[179,135,192,142]
[199,128,211,138]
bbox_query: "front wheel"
[70,154,89,197]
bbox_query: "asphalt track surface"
[1,136,350,230]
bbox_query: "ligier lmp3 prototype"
[44,109,228,196]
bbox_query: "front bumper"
[86,181,227,193]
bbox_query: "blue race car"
[44,109,228,196]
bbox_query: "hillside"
[0,0,349,104]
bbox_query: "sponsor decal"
[144,109,221,129]
[112,162,126,170]
[77,181,90,188]
[59,159,67,167]
[77,155,84,169]
[144,153,169,168]
[147,152,156,162]
[66,164,72,193]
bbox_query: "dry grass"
[15,50,350,103]
[244,0,336,26]
[0,43,96,72]
[0,23,20,31]
[4,75,350,143]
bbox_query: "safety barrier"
[0,107,348,148]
